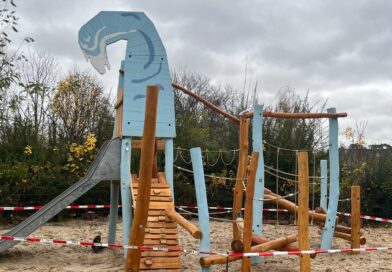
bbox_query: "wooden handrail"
[165,208,202,239]
[245,111,348,119]
[172,83,240,124]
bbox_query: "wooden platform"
[131,172,181,271]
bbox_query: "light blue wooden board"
[320,108,340,250]
[251,104,265,264]
[320,160,328,211]
[190,148,211,272]
[79,11,176,138]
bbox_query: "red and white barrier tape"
[234,246,392,257]
[1,235,392,258]
[0,204,115,211]
[337,212,392,224]
[0,235,191,253]
[2,204,392,224]
[176,205,289,213]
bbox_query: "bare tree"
[19,50,58,139]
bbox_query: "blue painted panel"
[320,108,340,250]
[120,138,132,257]
[190,148,211,272]
[320,160,328,211]
[251,104,264,264]
[79,11,176,138]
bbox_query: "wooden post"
[298,152,311,272]
[125,86,159,272]
[351,185,361,253]
[233,116,249,241]
[242,152,259,272]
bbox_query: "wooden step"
[140,257,181,270]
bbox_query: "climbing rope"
[174,164,246,181]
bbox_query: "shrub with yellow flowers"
[64,134,97,177]
[24,145,33,156]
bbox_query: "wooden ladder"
[131,172,181,271]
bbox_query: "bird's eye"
[84,35,91,43]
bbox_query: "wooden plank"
[143,239,178,246]
[145,233,178,240]
[351,185,361,254]
[133,188,173,197]
[147,222,177,228]
[125,86,160,272]
[141,251,180,257]
[146,228,178,234]
[233,116,249,241]
[132,183,170,189]
[134,196,173,202]
[242,152,259,272]
[298,152,311,272]
[147,216,173,223]
[146,202,174,210]
[132,139,165,150]
[139,257,181,270]
[157,172,167,184]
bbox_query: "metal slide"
[0,137,121,253]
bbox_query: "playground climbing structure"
[0,10,365,272]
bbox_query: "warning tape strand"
[1,204,392,224]
[1,235,392,257]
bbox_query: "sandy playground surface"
[0,218,391,271]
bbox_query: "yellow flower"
[24,145,33,156]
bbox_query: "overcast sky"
[12,0,392,144]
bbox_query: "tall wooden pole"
[242,152,259,272]
[298,152,311,272]
[124,86,159,272]
[233,116,249,241]
[351,185,361,254]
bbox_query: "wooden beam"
[242,152,259,272]
[200,234,297,267]
[124,86,159,272]
[172,83,240,124]
[233,116,249,241]
[245,111,348,119]
[351,185,361,253]
[298,152,311,272]
[165,208,202,239]
[251,235,299,251]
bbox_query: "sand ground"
[0,218,391,271]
